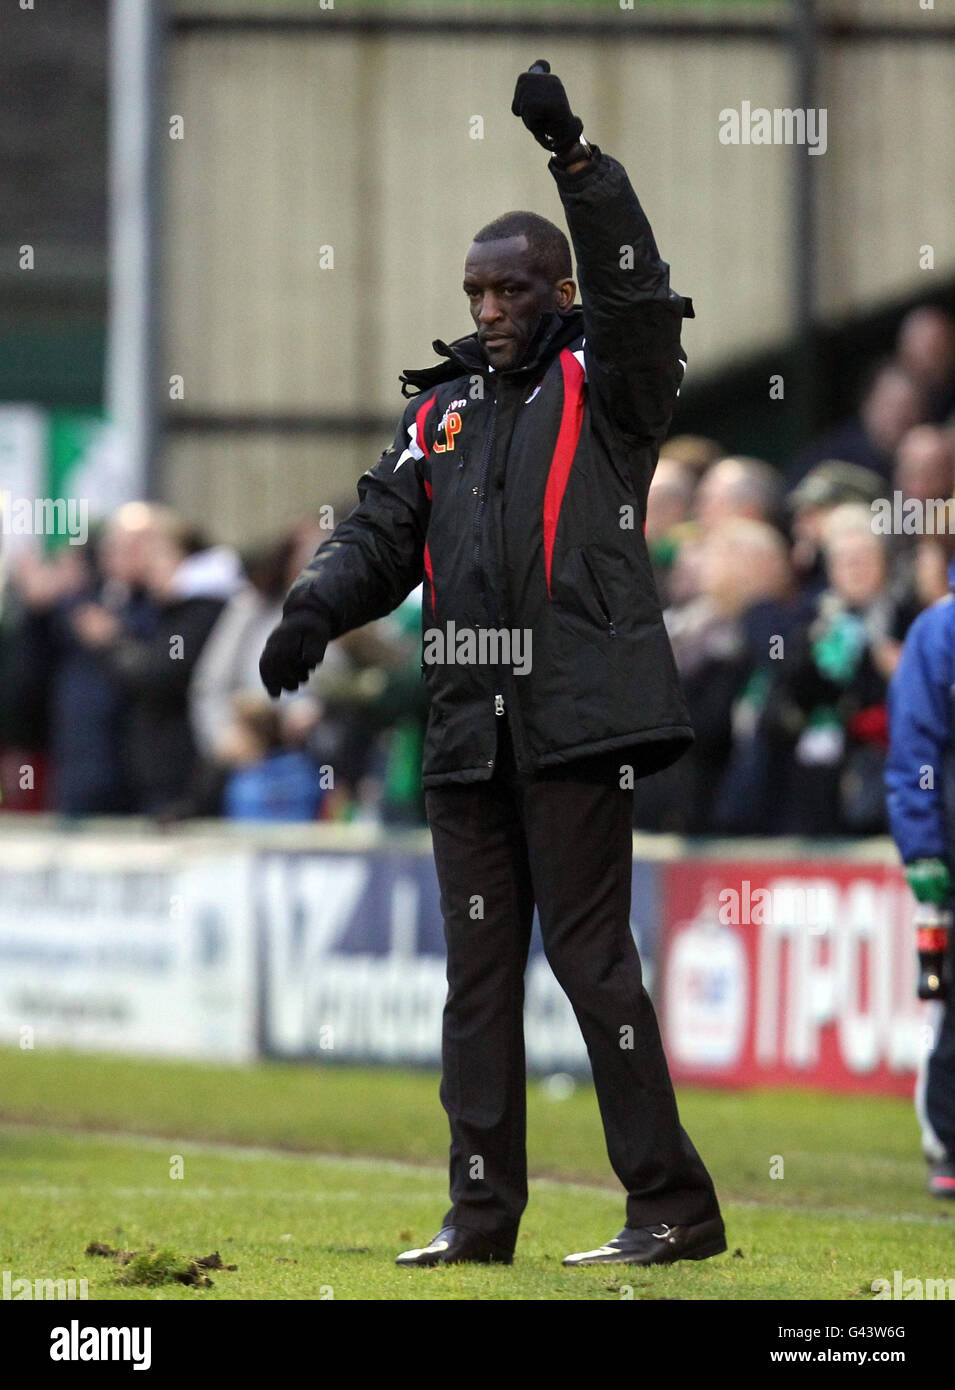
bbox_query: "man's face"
[463,235,574,372]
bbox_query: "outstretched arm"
[260,398,432,695]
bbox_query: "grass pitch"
[0,1049,950,1300]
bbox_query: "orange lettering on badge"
[433,412,462,452]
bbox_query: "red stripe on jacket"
[423,541,435,617]
[414,397,437,610]
[423,483,435,619]
[543,350,586,597]
[415,395,437,459]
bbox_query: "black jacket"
[285,148,695,787]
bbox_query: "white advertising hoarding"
[0,835,256,1061]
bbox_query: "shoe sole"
[396,1257,514,1267]
[396,1251,514,1268]
[677,1235,728,1263]
[563,1235,728,1268]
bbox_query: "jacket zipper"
[490,387,532,770]
[476,392,530,771]
[580,551,616,636]
[473,395,501,764]
[472,396,498,613]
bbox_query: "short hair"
[661,435,726,475]
[709,455,783,519]
[471,211,572,283]
[821,502,886,555]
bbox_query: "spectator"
[657,434,725,483]
[896,305,955,423]
[4,506,161,813]
[1,543,83,810]
[762,505,919,835]
[71,510,241,816]
[880,426,955,611]
[665,455,783,610]
[694,455,783,530]
[893,425,955,507]
[786,460,886,614]
[789,360,927,485]
[634,519,792,833]
[189,519,333,759]
[218,693,326,822]
[645,457,696,607]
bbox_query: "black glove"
[511,59,583,156]
[259,609,331,697]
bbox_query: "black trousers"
[425,714,721,1250]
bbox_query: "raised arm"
[512,60,691,449]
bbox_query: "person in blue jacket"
[885,551,955,1197]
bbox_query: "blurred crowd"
[1,304,954,834]
[0,503,429,826]
[639,305,955,836]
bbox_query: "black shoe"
[562,1216,726,1267]
[395,1226,514,1267]
[928,1161,955,1199]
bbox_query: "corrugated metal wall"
[160,15,954,540]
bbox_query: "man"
[896,305,955,423]
[76,509,241,816]
[787,360,926,487]
[894,426,955,510]
[260,62,725,1268]
[693,455,783,532]
[5,503,160,815]
[885,544,955,1197]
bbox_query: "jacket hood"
[400,307,585,398]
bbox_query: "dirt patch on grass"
[85,1242,237,1288]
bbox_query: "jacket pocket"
[551,546,618,636]
[579,550,616,636]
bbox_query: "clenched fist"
[259,610,331,697]
[511,59,583,156]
